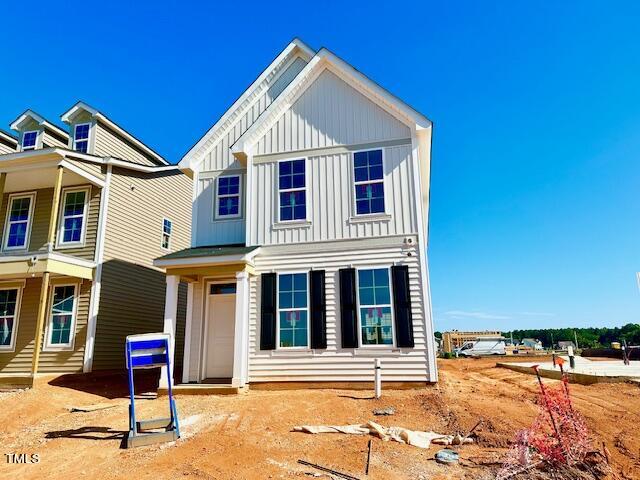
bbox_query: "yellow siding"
[94,122,158,166]
[0,277,91,374]
[0,185,100,261]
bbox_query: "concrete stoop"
[158,384,248,396]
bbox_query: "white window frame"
[0,283,24,352]
[214,174,242,220]
[2,192,36,252]
[355,266,396,348]
[352,148,389,217]
[276,270,311,350]
[43,282,80,351]
[21,130,39,151]
[56,186,90,248]
[161,218,172,250]
[276,157,309,224]
[73,123,91,153]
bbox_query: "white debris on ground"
[293,420,474,449]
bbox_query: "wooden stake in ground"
[298,459,360,480]
[365,439,372,475]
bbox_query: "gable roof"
[61,101,169,166]
[231,47,432,159]
[179,38,315,171]
[9,109,69,139]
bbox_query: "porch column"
[32,166,63,378]
[159,275,180,389]
[181,282,194,384]
[232,271,250,387]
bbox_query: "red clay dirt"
[1,357,639,479]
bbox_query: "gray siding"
[255,69,411,155]
[249,143,418,245]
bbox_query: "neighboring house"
[0,103,191,386]
[154,39,438,389]
[521,338,543,350]
[0,129,18,155]
[557,341,576,351]
[442,330,503,353]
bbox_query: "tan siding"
[0,278,91,374]
[94,122,158,166]
[0,185,99,261]
[0,141,16,155]
[94,167,191,370]
[64,159,107,180]
[43,127,69,149]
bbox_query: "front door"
[204,287,236,379]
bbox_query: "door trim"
[200,279,236,381]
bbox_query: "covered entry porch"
[154,245,260,392]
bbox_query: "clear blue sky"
[1,1,638,332]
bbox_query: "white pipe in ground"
[374,358,382,398]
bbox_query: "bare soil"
[1,357,639,479]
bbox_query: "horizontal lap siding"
[0,141,16,155]
[94,123,157,166]
[195,176,246,246]
[250,144,417,245]
[0,278,91,374]
[248,243,431,382]
[256,69,411,155]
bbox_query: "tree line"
[503,323,640,349]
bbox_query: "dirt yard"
[1,357,639,479]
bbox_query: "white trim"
[56,186,91,249]
[153,247,261,269]
[214,174,242,220]
[20,130,39,152]
[275,270,310,350]
[231,49,431,158]
[276,157,309,224]
[159,275,180,388]
[43,282,80,351]
[2,192,36,252]
[72,123,91,154]
[83,164,111,372]
[232,271,250,387]
[0,284,24,352]
[10,109,68,139]
[351,148,389,218]
[161,217,173,250]
[59,159,106,187]
[355,266,396,348]
[180,39,315,170]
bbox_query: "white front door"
[205,292,236,379]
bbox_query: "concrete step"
[158,384,248,396]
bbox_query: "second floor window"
[354,149,385,215]
[22,131,38,151]
[73,124,90,153]
[59,188,89,246]
[4,193,35,250]
[278,159,306,222]
[162,218,172,249]
[216,175,241,218]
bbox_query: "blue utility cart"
[125,333,180,448]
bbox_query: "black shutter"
[339,268,358,348]
[391,265,415,348]
[310,270,327,349]
[260,273,277,350]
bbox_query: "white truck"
[455,338,506,357]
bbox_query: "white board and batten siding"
[194,56,308,246]
[247,241,431,383]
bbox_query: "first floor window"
[358,268,393,345]
[354,149,385,215]
[21,131,38,151]
[278,159,306,221]
[161,218,172,249]
[216,175,241,218]
[73,123,90,153]
[0,288,19,349]
[4,194,34,250]
[59,188,88,245]
[47,285,77,347]
[278,272,308,348]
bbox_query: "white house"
[154,39,438,389]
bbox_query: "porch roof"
[157,244,259,261]
[153,244,261,274]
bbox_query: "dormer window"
[73,123,90,153]
[21,131,38,151]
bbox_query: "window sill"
[212,217,243,223]
[270,349,314,357]
[353,348,402,356]
[272,220,312,230]
[55,243,86,250]
[348,213,392,224]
